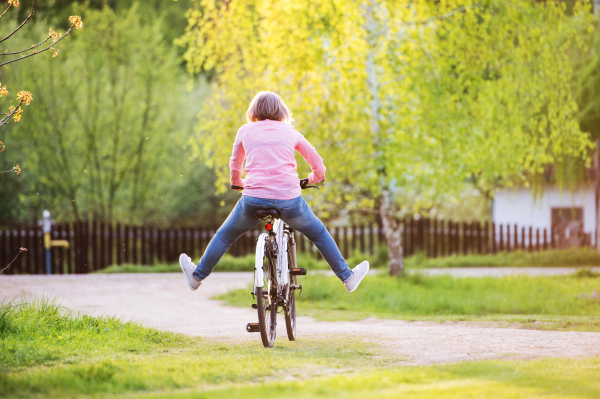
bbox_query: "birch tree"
[181,0,593,275]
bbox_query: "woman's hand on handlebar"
[300,178,324,190]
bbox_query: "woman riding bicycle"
[179,91,369,292]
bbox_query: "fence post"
[369,224,374,255]
[440,220,446,256]
[528,226,533,252]
[106,223,112,268]
[543,228,548,250]
[343,227,349,259]
[513,225,518,251]
[521,226,526,251]
[536,228,540,251]
[483,221,489,254]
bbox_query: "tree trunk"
[380,189,405,276]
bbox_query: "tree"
[0,0,82,175]
[0,5,235,227]
[180,0,593,275]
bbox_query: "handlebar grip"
[231,184,244,190]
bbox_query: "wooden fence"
[0,217,591,274]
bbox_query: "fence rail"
[0,217,591,274]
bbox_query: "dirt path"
[2,273,599,365]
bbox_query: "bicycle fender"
[254,233,269,289]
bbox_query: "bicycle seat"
[254,209,280,220]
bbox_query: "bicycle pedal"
[251,303,258,309]
[246,323,260,333]
[290,268,307,276]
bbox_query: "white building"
[492,186,596,247]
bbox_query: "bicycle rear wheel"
[285,235,297,341]
[257,251,277,348]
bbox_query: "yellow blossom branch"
[0,18,82,68]
[0,2,13,20]
[0,35,51,56]
[0,99,24,126]
[0,0,33,44]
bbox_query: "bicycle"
[232,178,319,348]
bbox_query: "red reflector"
[265,223,272,231]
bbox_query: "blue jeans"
[193,195,353,283]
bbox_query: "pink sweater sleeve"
[229,128,246,187]
[295,133,326,184]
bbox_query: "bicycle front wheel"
[257,251,277,348]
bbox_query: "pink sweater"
[230,120,326,200]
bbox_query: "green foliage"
[180,0,593,214]
[219,273,600,319]
[0,5,235,226]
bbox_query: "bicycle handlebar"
[230,179,324,191]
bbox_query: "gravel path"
[1,272,599,365]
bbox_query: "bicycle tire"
[257,251,277,348]
[285,234,297,341]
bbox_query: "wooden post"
[351,225,356,256]
[432,219,438,258]
[514,224,518,251]
[359,225,365,254]
[499,224,504,252]
[115,223,122,265]
[536,228,540,251]
[343,227,349,259]
[543,228,548,250]
[490,222,496,254]
[440,220,446,256]
[124,225,130,264]
[483,221,489,254]
[521,226,526,251]
[82,221,89,273]
[529,226,533,252]
[107,223,113,268]
[368,224,374,255]
[91,221,98,271]
[462,222,468,255]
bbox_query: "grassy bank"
[97,247,600,274]
[217,272,600,330]
[1,297,599,398]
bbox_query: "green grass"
[2,297,599,398]
[408,248,600,268]
[217,273,600,330]
[98,247,600,274]
[127,357,600,399]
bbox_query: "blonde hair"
[246,91,294,124]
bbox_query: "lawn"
[97,248,600,274]
[1,297,599,398]
[217,272,600,331]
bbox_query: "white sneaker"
[344,261,369,293]
[179,253,201,291]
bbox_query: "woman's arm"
[229,129,246,187]
[295,134,326,184]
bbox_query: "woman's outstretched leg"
[180,199,259,290]
[284,198,368,290]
